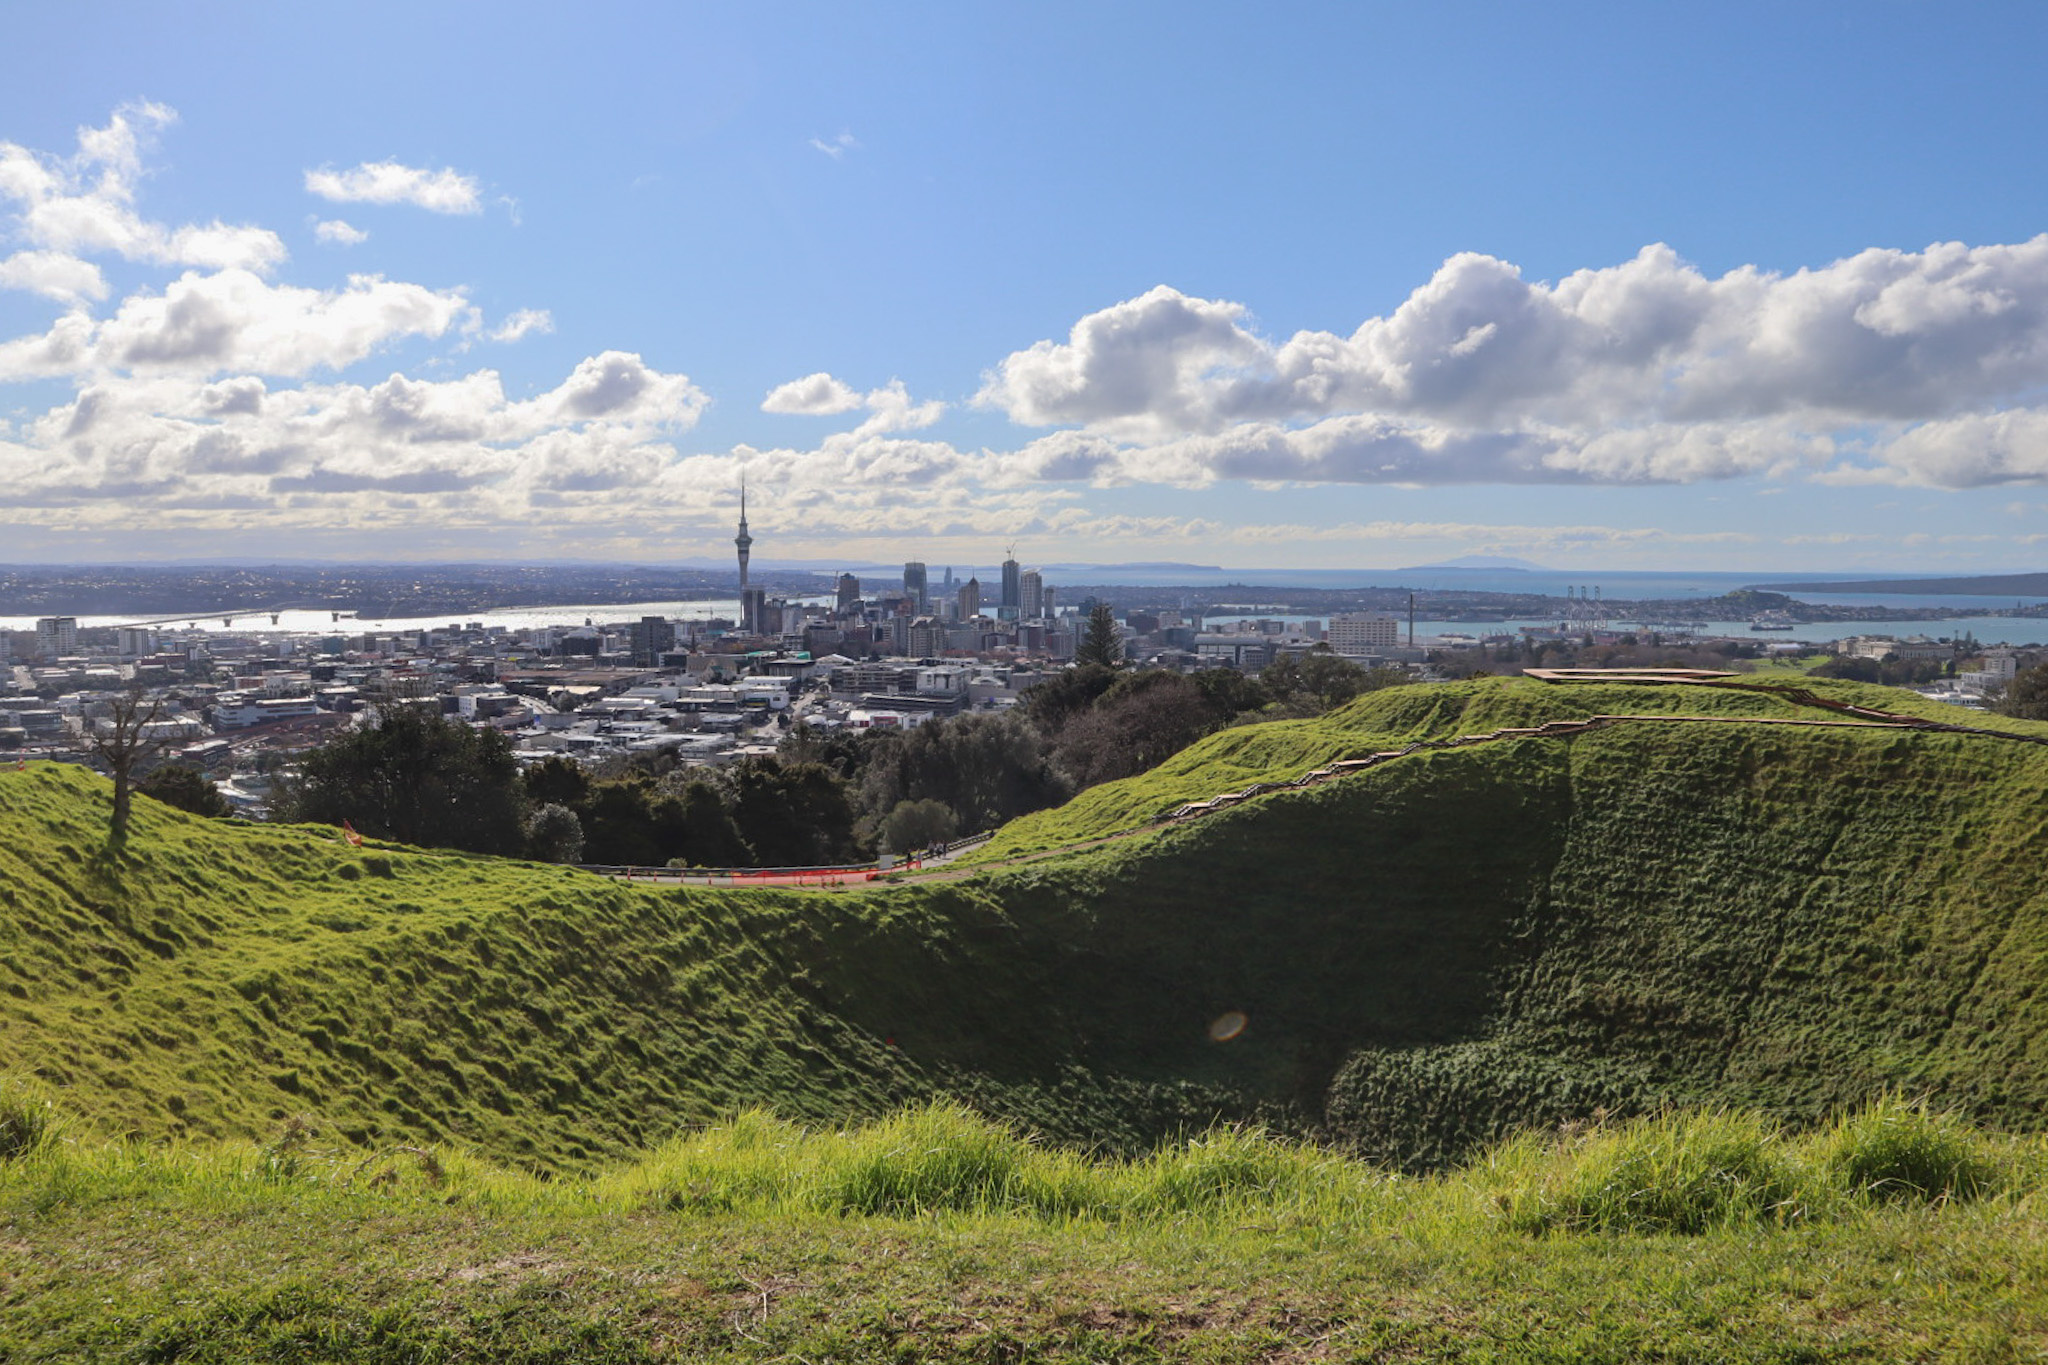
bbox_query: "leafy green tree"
[577,776,676,866]
[878,798,958,854]
[1020,663,1118,733]
[777,722,876,782]
[525,803,585,863]
[858,712,1068,836]
[1076,604,1124,668]
[522,755,591,807]
[1993,662,2048,720]
[670,780,753,867]
[276,706,528,855]
[1189,667,1268,721]
[136,763,231,819]
[718,758,863,866]
[1258,651,1393,714]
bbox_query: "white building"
[34,617,77,658]
[1328,613,1401,655]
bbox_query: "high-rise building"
[1328,613,1400,654]
[629,616,676,667]
[903,561,928,613]
[957,577,981,620]
[1020,569,1044,619]
[1000,557,1021,617]
[836,573,860,613]
[34,616,77,658]
[740,586,767,636]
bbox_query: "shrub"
[1815,1095,2000,1203]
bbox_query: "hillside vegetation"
[6,676,2048,1175]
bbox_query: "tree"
[275,706,528,855]
[1051,671,1219,788]
[523,755,591,807]
[670,780,753,867]
[1020,663,1118,733]
[878,798,958,854]
[1076,604,1124,668]
[525,803,585,863]
[136,764,231,819]
[719,758,863,866]
[1258,651,1389,714]
[1993,662,2048,721]
[857,711,1068,836]
[85,688,169,842]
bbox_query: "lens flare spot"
[1207,1011,1248,1042]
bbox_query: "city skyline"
[7,4,2048,573]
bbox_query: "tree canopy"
[276,706,528,855]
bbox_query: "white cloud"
[761,373,944,437]
[0,269,469,380]
[0,103,286,272]
[0,250,107,303]
[486,308,553,343]
[314,219,368,247]
[763,371,862,415]
[973,239,2048,488]
[809,131,858,159]
[304,161,483,214]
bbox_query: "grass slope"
[972,674,2033,859]
[7,676,2048,1173]
[5,1100,2047,1362]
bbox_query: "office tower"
[629,616,675,667]
[34,616,77,658]
[1001,557,1021,616]
[1020,569,1044,619]
[836,573,860,613]
[958,577,981,620]
[903,561,928,613]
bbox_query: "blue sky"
[5,1,2048,572]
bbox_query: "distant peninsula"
[1754,571,2048,597]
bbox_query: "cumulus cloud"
[976,240,2048,488]
[314,219,368,246]
[762,374,945,437]
[979,244,2048,435]
[0,269,469,380]
[0,103,286,272]
[0,250,107,303]
[763,371,863,414]
[304,161,482,214]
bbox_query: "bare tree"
[86,688,169,841]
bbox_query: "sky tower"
[734,480,752,591]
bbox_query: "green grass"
[5,1100,2048,1361]
[8,673,2048,1178]
[966,673,2010,860]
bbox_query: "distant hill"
[8,676,2048,1170]
[1755,570,2048,596]
[1400,555,1548,571]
